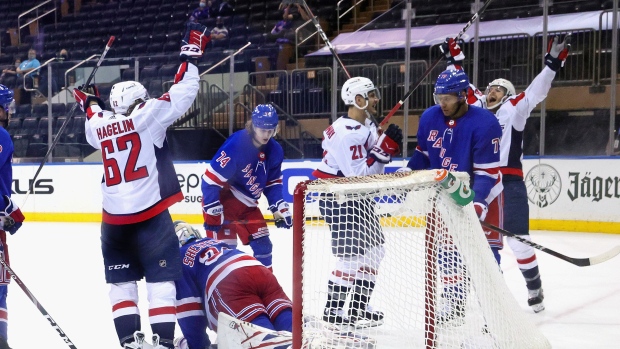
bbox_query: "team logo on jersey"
[345,125,361,130]
[159,260,167,267]
[525,164,562,207]
[258,152,266,160]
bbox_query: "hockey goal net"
[292,170,550,349]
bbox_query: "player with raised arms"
[72,23,209,349]
[200,104,291,271]
[312,77,403,327]
[172,221,292,349]
[439,34,570,313]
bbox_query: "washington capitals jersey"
[408,105,503,207]
[201,130,285,208]
[313,116,383,178]
[175,238,263,349]
[84,62,199,224]
[0,128,13,200]
[458,67,556,180]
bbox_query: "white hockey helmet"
[341,76,380,110]
[174,221,203,246]
[109,81,149,115]
[485,78,515,110]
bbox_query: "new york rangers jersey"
[408,105,503,207]
[175,238,263,349]
[84,62,199,224]
[313,116,383,178]
[202,130,285,208]
[0,128,13,200]
[462,68,556,180]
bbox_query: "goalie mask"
[109,81,149,115]
[341,77,381,110]
[485,78,515,110]
[174,221,203,246]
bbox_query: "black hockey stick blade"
[0,257,78,348]
[480,221,620,267]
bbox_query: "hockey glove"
[544,34,570,71]
[473,202,488,221]
[440,38,465,70]
[180,22,210,61]
[368,124,402,165]
[73,84,105,112]
[0,195,24,235]
[269,199,292,229]
[202,200,224,233]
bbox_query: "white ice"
[6,222,620,348]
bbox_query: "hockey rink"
[5,222,620,349]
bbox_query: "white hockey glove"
[269,199,292,229]
[473,202,488,221]
[440,38,465,70]
[368,124,403,165]
[544,34,570,71]
[202,200,224,232]
[180,22,210,61]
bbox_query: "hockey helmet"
[109,81,149,115]
[434,69,469,98]
[485,78,515,110]
[174,220,203,246]
[341,76,380,109]
[251,104,279,129]
[0,84,14,113]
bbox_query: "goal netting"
[291,170,550,349]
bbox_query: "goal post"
[292,170,550,349]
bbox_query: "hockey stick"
[0,257,78,348]
[22,36,115,207]
[379,0,495,127]
[480,221,620,267]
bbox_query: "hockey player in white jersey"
[72,23,210,349]
[440,34,570,313]
[313,77,403,326]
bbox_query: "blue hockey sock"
[249,237,273,269]
[273,309,292,332]
[114,314,141,346]
[521,265,542,290]
[251,314,276,330]
[151,322,175,349]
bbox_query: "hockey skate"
[323,308,352,325]
[436,296,466,325]
[124,331,148,349]
[528,288,545,313]
[348,305,384,329]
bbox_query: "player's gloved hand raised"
[180,22,210,61]
[544,34,570,71]
[269,199,292,229]
[440,38,465,69]
[202,200,223,233]
[73,84,105,112]
[368,124,403,165]
[0,195,24,235]
[474,202,488,221]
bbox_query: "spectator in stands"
[56,48,70,62]
[190,0,212,23]
[270,3,310,70]
[15,49,41,104]
[211,16,229,41]
[0,58,21,89]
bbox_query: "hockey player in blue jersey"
[439,35,570,313]
[402,69,503,323]
[0,85,24,349]
[173,221,292,349]
[201,103,291,271]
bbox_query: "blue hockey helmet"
[0,84,14,113]
[251,104,278,129]
[434,69,469,96]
